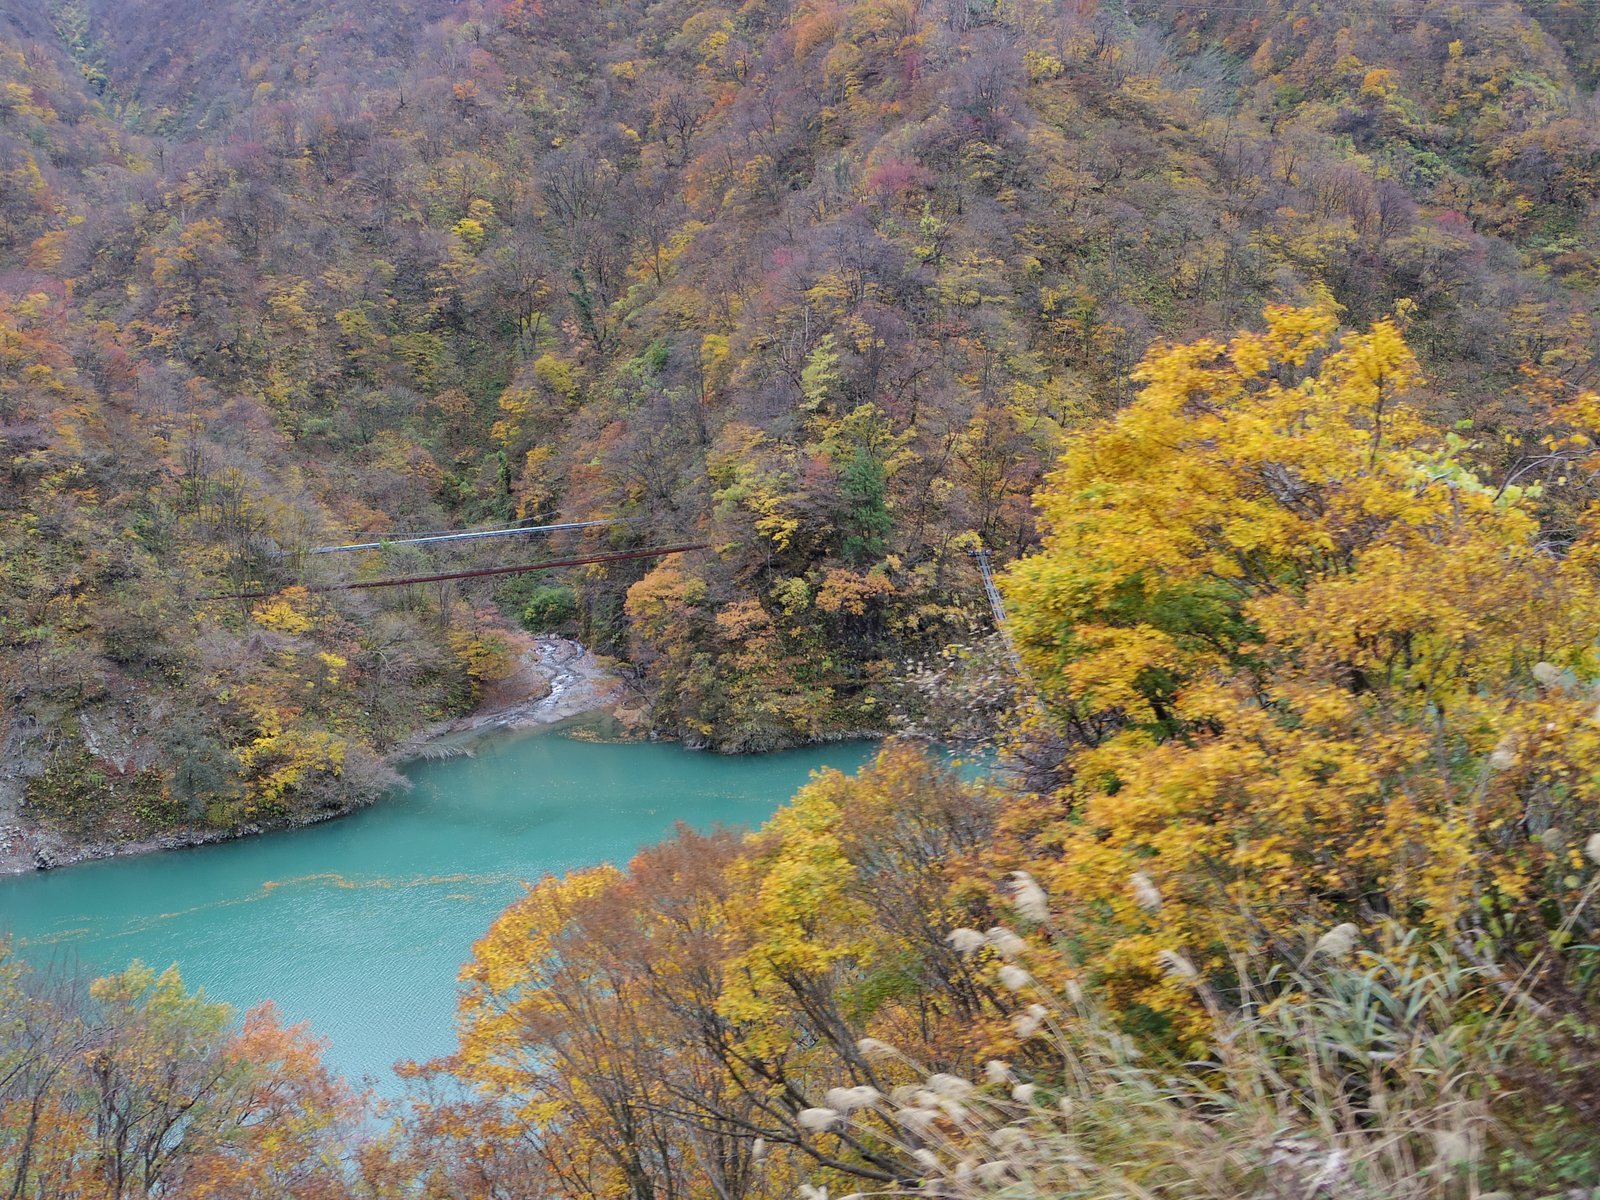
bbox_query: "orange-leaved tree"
[0,953,381,1200]
[434,745,1004,1200]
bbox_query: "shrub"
[520,585,577,631]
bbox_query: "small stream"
[0,724,874,1088]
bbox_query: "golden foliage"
[1004,308,1600,1036]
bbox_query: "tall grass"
[797,925,1599,1200]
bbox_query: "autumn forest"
[5,0,1600,1195]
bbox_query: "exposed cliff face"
[0,715,44,872]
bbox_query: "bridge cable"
[198,543,709,602]
[287,517,632,557]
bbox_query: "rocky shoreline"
[388,634,625,754]
[0,635,622,878]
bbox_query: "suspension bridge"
[970,546,1021,672]
[202,519,1022,675]
[284,517,637,557]
[198,516,705,602]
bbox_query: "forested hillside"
[9,311,1600,1200]
[4,0,1600,846]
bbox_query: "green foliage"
[800,335,842,413]
[23,739,116,834]
[23,733,170,836]
[837,447,890,564]
[519,585,577,631]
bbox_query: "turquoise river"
[0,727,874,1089]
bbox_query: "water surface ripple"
[0,729,873,1087]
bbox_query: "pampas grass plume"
[946,928,986,955]
[998,964,1033,991]
[1013,1002,1048,1038]
[1158,950,1199,983]
[1313,922,1359,960]
[1131,871,1162,913]
[798,1107,841,1132]
[929,1072,975,1099]
[856,1036,896,1059]
[986,926,1027,959]
[1009,871,1050,923]
[824,1086,880,1113]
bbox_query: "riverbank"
[0,635,622,878]
[0,732,877,1088]
[388,634,625,757]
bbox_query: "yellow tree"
[1003,306,1600,1035]
[439,746,1003,1198]
[450,861,697,1200]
